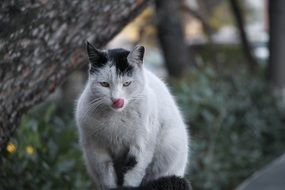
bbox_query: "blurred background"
[1,0,285,189]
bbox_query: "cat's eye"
[123,81,132,87]
[100,82,110,87]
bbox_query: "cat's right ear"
[127,45,145,67]
[86,41,107,68]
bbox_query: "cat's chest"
[90,109,144,145]
[96,109,142,128]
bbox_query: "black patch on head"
[86,43,135,76]
[86,42,108,74]
[108,48,134,76]
[112,149,137,187]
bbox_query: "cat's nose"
[112,98,124,108]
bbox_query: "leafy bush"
[0,103,92,190]
[1,64,284,190]
[172,65,285,190]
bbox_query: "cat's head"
[86,42,145,111]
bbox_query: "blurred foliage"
[1,57,285,189]
[117,7,157,46]
[209,0,250,31]
[210,2,234,30]
[172,64,285,190]
[0,102,92,190]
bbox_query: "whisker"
[81,100,104,121]
[89,97,104,104]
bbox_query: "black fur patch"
[108,48,134,76]
[142,176,192,190]
[113,149,137,187]
[110,176,192,190]
[89,54,108,74]
[86,42,134,76]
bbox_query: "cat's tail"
[111,176,192,190]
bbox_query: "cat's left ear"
[127,45,145,66]
[86,41,107,65]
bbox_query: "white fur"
[75,48,189,190]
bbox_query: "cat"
[75,42,190,190]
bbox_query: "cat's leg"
[122,142,155,187]
[144,127,189,181]
[113,149,138,186]
[83,143,117,190]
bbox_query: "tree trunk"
[0,0,149,150]
[229,0,258,71]
[268,0,285,89]
[154,0,194,78]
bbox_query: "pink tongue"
[112,99,124,108]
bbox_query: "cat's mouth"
[112,98,124,109]
[111,98,126,111]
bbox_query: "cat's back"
[145,69,175,100]
[144,69,182,120]
[145,70,169,95]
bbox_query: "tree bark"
[154,0,194,78]
[268,0,285,89]
[229,0,258,71]
[0,0,149,150]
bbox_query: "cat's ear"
[86,41,107,65]
[127,45,145,66]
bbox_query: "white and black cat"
[75,42,190,190]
